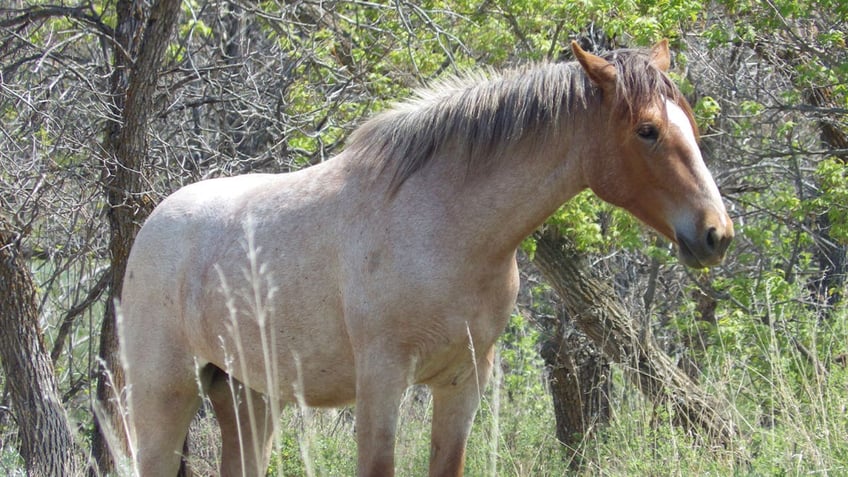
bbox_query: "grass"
[189,349,573,476]
[4,305,848,476]
[10,252,848,476]
[572,300,848,477]
[175,309,848,477]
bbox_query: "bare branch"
[0,4,113,37]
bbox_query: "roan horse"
[120,40,733,476]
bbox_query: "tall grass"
[182,371,565,476]
[250,348,570,476]
[8,250,848,476]
[176,302,847,476]
[574,302,848,477]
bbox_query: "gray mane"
[347,48,687,192]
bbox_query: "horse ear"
[650,39,671,72]
[571,40,616,91]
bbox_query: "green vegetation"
[176,303,847,476]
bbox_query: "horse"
[120,40,733,476]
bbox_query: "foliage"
[813,158,848,243]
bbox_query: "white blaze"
[665,99,729,229]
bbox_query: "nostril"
[706,227,718,250]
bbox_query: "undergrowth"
[175,305,848,477]
[4,268,847,476]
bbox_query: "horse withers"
[120,40,732,476]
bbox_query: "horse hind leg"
[126,361,203,476]
[207,368,277,477]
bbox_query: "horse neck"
[404,121,589,261]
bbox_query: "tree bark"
[539,308,610,469]
[0,220,78,476]
[531,228,738,447]
[804,86,847,311]
[91,0,182,472]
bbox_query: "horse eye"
[636,123,660,141]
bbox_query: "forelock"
[602,48,698,138]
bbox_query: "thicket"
[0,0,846,475]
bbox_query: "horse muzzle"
[675,216,734,268]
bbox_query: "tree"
[91,0,183,471]
[668,1,848,398]
[538,303,610,469]
[0,218,77,476]
[532,228,738,447]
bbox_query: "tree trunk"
[0,220,78,476]
[91,0,182,472]
[804,86,847,312]
[539,307,610,469]
[531,228,738,447]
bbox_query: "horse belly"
[191,273,357,407]
[264,302,358,407]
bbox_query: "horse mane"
[347,47,696,193]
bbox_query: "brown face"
[573,40,734,268]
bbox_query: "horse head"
[572,40,733,268]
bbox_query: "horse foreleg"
[354,360,408,477]
[207,370,276,477]
[428,346,495,477]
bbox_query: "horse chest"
[398,278,516,386]
[409,329,499,387]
